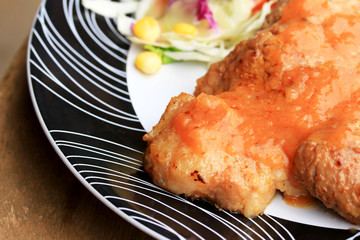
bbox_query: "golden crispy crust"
[294,119,360,224]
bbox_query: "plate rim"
[25,0,360,239]
[26,1,166,239]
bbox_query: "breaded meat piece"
[294,114,360,224]
[143,93,276,217]
[144,0,360,221]
[194,0,360,97]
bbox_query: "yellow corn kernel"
[173,23,197,36]
[133,17,161,42]
[135,51,162,75]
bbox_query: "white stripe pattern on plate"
[27,0,313,238]
[31,30,137,120]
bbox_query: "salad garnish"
[82,0,276,74]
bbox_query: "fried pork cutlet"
[294,109,360,225]
[144,0,360,221]
[143,93,276,217]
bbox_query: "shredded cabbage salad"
[82,0,276,73]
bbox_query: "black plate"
[27,0,360,239]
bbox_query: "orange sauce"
[283,195,319,209]
[172,94,229,154]
[171,0,360,190]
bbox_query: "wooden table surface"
[0,40,153,239]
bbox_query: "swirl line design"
[53,129,291,239]
[120,208,188,240]
[263,214,295,240]
[28,0,360,239]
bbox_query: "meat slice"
[294,114,360,224]
[143,93,276,217]
[144,0,360,221]
[194,30,277,96]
